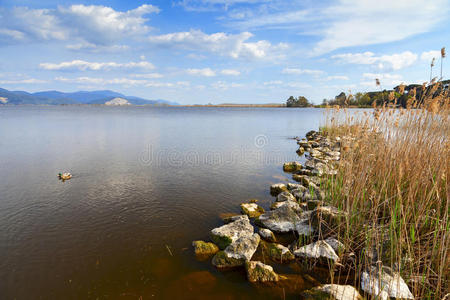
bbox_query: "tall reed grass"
[321,81,449,298]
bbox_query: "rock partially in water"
[283,161,303,172]
[302,284,363,300]
[240,203,265,218]
[212,234,260,268]
[276,191,296,202]
[292,174,322,187]
[361,265,414,300]
[256,205,302,233]
[260,240,295,263]
[259,228,276,242]
[211,215,254,249]
[270,183,288,195]
[245,261,279,282]
[271,200,303,214]
[221,214,247,224]
[192,240,219,259]
[293,240,339,264]
[287,183,306,191]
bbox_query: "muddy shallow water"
[0,106,326,299]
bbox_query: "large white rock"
[307,284,363,300]
[294,240,339,263]
[361,265,414,300]
[211,215,254,249]
[212,234,261,268]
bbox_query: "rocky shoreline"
[193,130,414,300]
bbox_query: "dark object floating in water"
[58,172,72,181]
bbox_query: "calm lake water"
[0,106,326,299]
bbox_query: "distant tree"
[286,96,296,107]
[286,96,311,107]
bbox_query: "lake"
[0,106,325,299]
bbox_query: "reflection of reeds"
[322,84,449,298]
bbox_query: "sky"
[0,0,449,104]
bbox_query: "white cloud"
[263,80,283,85]
[221,69,241,76]
[40,60,155,71]
[420,50,441,62]
[314,0,448,54]
[361,73,404,87]
[282,68,324,76]
[55,76,189,88]
[326,75,349,80]
[186,68,216,77]
[0,4,159,46]
[147,29,288,60]
[211,81,244,90]
[65,42,129,52]
[0,78,48,84]
[332,51,418,71]
[131,73,164,79]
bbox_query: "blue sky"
[0,0,449,104]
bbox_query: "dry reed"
[321,81,449,298]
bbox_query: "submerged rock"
[240,203,265,218]
[361,265,414,300]
[283,161,303,172]
[212,234,260,268]
[270,183,288,195]
[302,284,363,300]
[259,228,276,242]
[192,240,219,258]
[211,215,254,249]
[276,191,296,202]
[260,240,295,263]
[245,261,279,283]
[293,240,339,263]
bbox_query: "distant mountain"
[0,88,178,106]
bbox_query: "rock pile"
[192,130,414,299]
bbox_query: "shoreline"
[192,128,417,299]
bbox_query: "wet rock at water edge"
[287,183,306,191]
[210,215,254,249]
[240,203,265,218]
[301,284,363,300]
[270,183,288,195]
[257,205,301,233]
[245,261,280,283]
[259,228,276,242]
[293,240,339,264]
[276,191,296,202]
[292,174,322,187]
[192,240,219,259]
[212,234,260,268]
[283,161,303,172]
[260,240,295,263]
[361,265,414,300]
[271,200,303,214]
